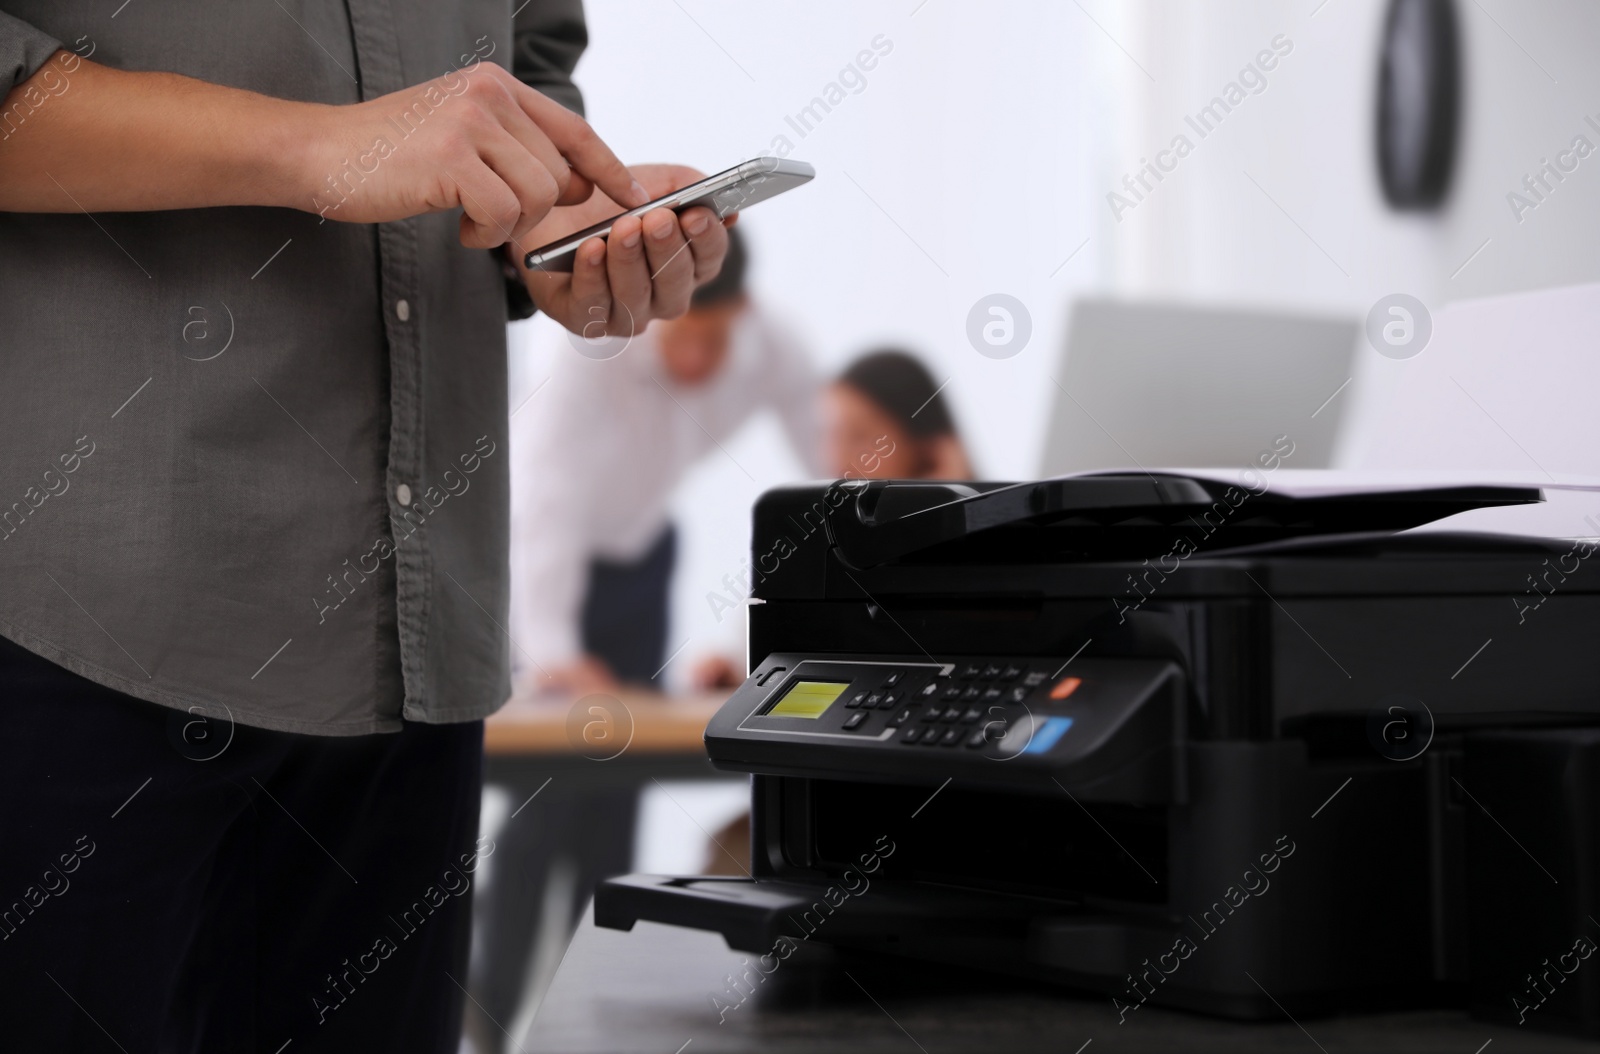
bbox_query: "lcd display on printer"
[766,680,847,719]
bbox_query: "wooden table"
[486,688,727,758]
[483,687,734,793]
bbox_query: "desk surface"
[523,908,1598,1054]
[485,689,726,756]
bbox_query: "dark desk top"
[522,908,1599,1054]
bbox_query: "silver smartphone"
[522,157,815,272]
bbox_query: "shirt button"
[395,299,411,322]
[395,483,412,506]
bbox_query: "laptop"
[1038,298,1359,477]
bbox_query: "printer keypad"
[756,656,1084,749]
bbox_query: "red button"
[1049,676,1082,701]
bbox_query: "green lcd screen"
[768,680,848,719]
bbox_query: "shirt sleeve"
[499,0,592,321]
[0,11,63,93]
[512,0,589,117]
[508,365,595,673]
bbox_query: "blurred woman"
[823,348,975,479]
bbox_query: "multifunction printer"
[596,473,1600,1036]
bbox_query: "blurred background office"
[508,0,1600,693]
[482,0,1600,1045]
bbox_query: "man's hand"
[303,63,647,247]
[689,654,744,692]
[508,164,732,339]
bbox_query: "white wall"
[1110,0,1600,308]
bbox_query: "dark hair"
[690,224,747,308]
[838,349,956,439]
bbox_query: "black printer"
[596,473,1600,1036]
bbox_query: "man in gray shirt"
[0,2,729,1049]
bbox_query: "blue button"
[1021,716,1074,754]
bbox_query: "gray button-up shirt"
[0,0,583,734]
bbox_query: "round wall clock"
[1376,0,1461,208]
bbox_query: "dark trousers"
[0,636,484,1054]
[580,523,678,684]
[469,525,676,1052]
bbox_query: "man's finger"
[450,161,521,248]
[478,127,562,242]
[557,171,594,208]
[513,85,648,209]
[679,206,729,285]
[482,87,573,203]
[604,213,653,327]
[568,238,614,337]
[640,207,694,319]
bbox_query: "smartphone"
[522,157,815,273]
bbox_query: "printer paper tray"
[594,873,1197,998]
[594,873,1043,954]
[595,873,1062,958]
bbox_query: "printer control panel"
[705,653,1184,797]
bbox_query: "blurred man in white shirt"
[510,225,818,691]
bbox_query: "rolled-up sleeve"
[0,10,62,92]
[500,0,593,320]
[512,0,587,117]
